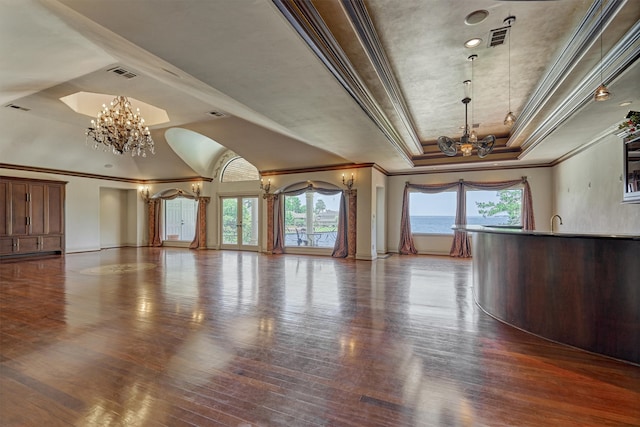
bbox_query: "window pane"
[467,189,523,227]
[242,197,259,246]
[164,198,196,241]
[409,191,457,234]
[221,157,260,182]
[284,191,340,248]
[222,198,238,244]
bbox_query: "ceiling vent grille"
[207,111,227,119]
[107,67,137,79]
[488,26,510,47]
[4,103,30,112]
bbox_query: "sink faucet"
[550,214,563,233]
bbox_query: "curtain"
[398,181,459,254]
[332,191,348,258]
[150,199,162,247]
[272,194,284,254]
[189,199,203,249]
[450,181,471,257]
[188,197,210,250]
[398,184,417,254]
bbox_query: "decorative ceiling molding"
[340,0,423,155]
[520,18,640,157]
[271,0,413,166]
[512,0,627,147]
[0,163,210,184]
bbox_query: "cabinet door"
[30,182,46,235]
[10,182,28,235]
[0,237,14,255]
[17,236,39,253]
[41,235,62,252]
[47,184,64,235]
[0,180,8,236]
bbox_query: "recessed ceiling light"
[464,38,483,48]
[465,10,489,25]
[619,101,632,107]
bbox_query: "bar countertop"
[456,224,640,240]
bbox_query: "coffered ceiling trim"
[512,0,625,147]
[520,19,640,157]
[341,0,423,155]
[272,0,413,166]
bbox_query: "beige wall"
[553,134,640,235]
[7,139,636,259]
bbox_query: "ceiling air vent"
[488,26,510,47]
[107,66,137,79]
[207,111,227,119]
[4,103,30,112]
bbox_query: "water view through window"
[409,189,522,234]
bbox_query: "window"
[221,157,260,182]
[467,189,523,227]
[283,191,340,248]
[409,191,457,234]
[164,198,197,241]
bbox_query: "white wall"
[553,134,640,235]
[100,187,137,248]
[386,167,554,255]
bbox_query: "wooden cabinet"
[0,176,66,259]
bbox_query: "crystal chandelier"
[86,95,155,156]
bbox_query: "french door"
[221,196,259,250]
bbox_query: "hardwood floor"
[1,248,638,426]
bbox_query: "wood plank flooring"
[1,248,638,426]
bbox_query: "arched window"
[221,157,259,182]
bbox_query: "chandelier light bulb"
[469,130,478,143]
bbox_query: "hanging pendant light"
[503,16,517,127]
[594,0,610,101]
[469,55,478,143]
[437,55,495,159]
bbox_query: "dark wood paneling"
[47,185,64,235]
[30,182,45,235]
[0,237,13,255]
[473,231,640,365]
[41,235,62,252]
[0,180,8,236]
[10,182,28,235]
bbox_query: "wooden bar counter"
[464,226,640,365]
